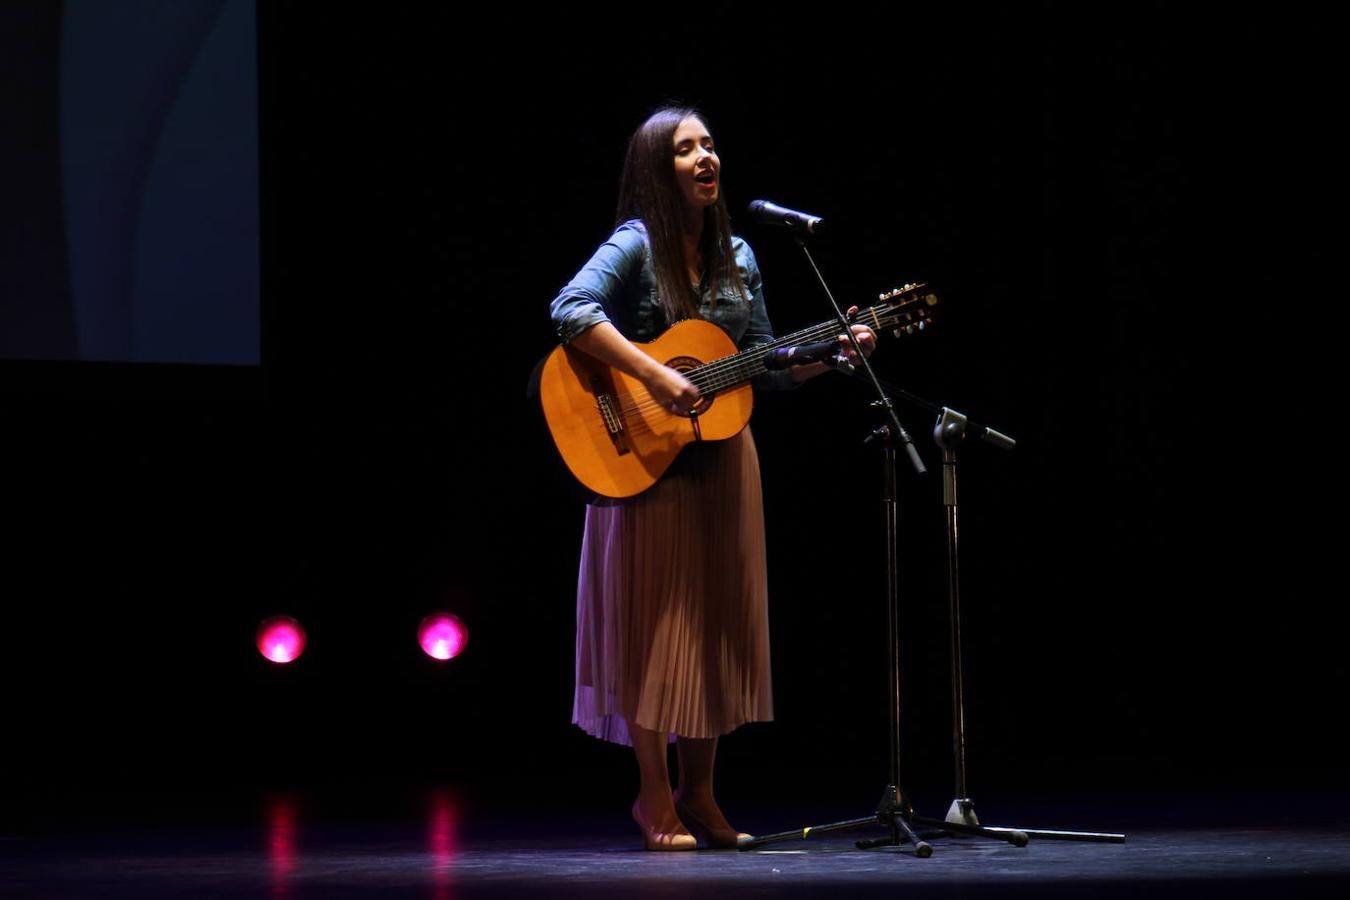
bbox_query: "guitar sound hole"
[665,355,712,416]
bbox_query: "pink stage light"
[418,612,468,661]
[256,615,307,664]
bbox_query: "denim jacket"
[549,220,795,391]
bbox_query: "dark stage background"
[5,5,1329,829]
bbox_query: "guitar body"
[539,282,937,499]
[539,319,753,499]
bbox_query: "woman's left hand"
[838,306,877,364]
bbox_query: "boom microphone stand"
[743,205,1122,852]
[742,230,1026,855]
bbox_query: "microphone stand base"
[742,790,1124,854]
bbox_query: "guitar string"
[659,293,925,395]
[609,298,926,419]
[613,318,859,417]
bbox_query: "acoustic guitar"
[539,283,937,498]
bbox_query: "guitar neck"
[682,285,935,395]
[685,314,870,394]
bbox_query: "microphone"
[763,339,840,370]
[933,408,1017,452]
[747,199,824,234]
[970,424,1017,452]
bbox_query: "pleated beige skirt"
[572,427,774,746]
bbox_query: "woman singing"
[549,106,875,850]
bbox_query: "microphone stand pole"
[786,237,927,479]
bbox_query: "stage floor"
[5,791,1349,899]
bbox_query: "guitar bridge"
[595,391,631,456]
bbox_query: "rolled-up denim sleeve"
[549,225,646,344]
[738,241,798,391]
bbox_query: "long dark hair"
[615,105,748,325]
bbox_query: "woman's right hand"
[644,365,700,415]
[568,322,700,414]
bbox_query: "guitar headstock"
[857,282,938,338]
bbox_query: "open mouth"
[695,171,716,185]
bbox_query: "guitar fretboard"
[685,286,931,394]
